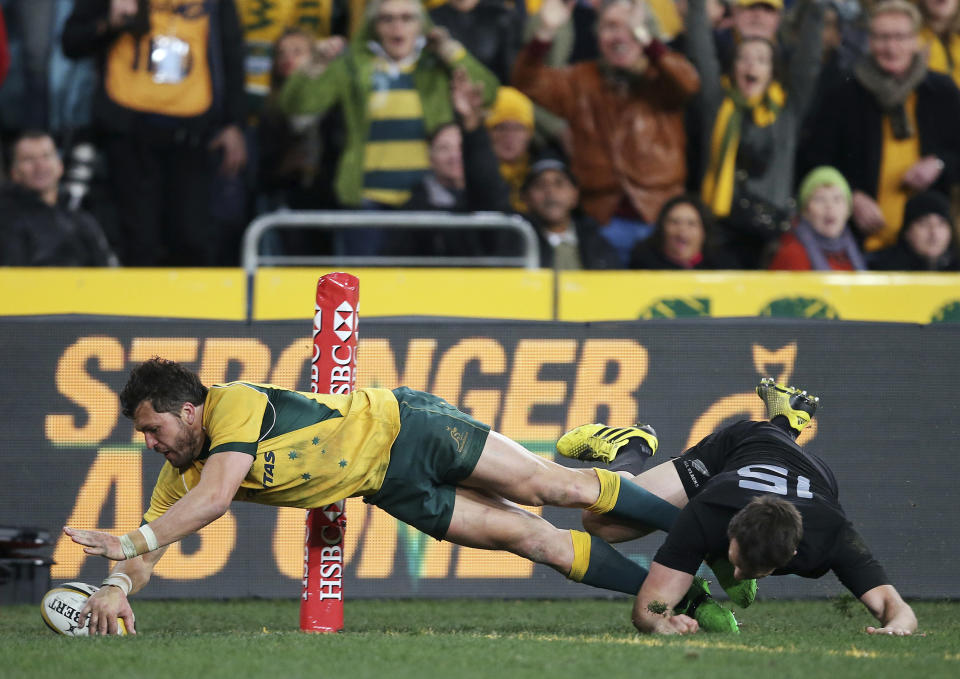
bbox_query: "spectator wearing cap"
[629,193,738,269]
[522,157,622,270]
[486,86,536,213]
[869,190,960,270]
[768,166,868,271]
[802,0,960,252]
[513,0,700,264]
[687,0,824,268]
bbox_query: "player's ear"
[181,402,196,425]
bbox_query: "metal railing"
[241,210,541,320]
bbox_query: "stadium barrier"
[3,316,957,601]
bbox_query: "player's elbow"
[198,491,233,523]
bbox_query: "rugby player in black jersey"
[557,379,918,636]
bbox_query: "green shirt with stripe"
[277,15,499,207]
[362,61,430,205]
[143,383,401,522]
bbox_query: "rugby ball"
[40,582,127,636]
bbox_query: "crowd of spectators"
[0,0,958,272]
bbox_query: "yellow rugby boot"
[557,424,658,464]
[756,377,819,432]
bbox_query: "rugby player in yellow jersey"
[66,357,730,635]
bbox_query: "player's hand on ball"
[64,526,127,560]
[82,586,137,636]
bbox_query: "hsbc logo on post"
[332,301,356,342]
[327,302,357,395]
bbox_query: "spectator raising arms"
[486,86,536,213]
[689,0,825,269]
[279,0,499,211]
[768,166,867,271]
[629,193,738,269]
[869,190,960,270]
[802,0,960,252]
[513,0,700,264]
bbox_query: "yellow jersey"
[144,383,401,522]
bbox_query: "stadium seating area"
[0,0,959,274]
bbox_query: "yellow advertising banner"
[1,269,958,323]
[558,271,960,324]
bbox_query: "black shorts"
[363,387,490,540]
[672,447,727,500]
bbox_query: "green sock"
[569,531,647,595]
[589,468,680,531]
[610,481,680,530]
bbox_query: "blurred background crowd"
[0,0,958,272]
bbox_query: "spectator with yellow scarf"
[918,0,960,86]
[687,0,825,268]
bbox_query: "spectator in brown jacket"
[512,0,700,264]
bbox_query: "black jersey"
[655,421,888,598]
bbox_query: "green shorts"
[363,387,490,539]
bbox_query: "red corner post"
[301,272,359,632]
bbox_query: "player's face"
[727,538,777,580]
[134,401,203,471]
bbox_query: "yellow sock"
[568,529,592,582]
[585,468,621,514]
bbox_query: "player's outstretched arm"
[80,546,168,636]
[860,584,918,636]
[66,451,253,560]
[632,562,698,635]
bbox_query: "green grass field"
[2,599,957,679]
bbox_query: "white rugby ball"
[40,582,127,636]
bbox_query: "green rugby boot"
[556,424,658,464]
[708,557,757,608]
[676,577,740,634]
[756,377,820,432]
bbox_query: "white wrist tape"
[101,572,133,596]
[139,524,160,552]
[118,534,138,560]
